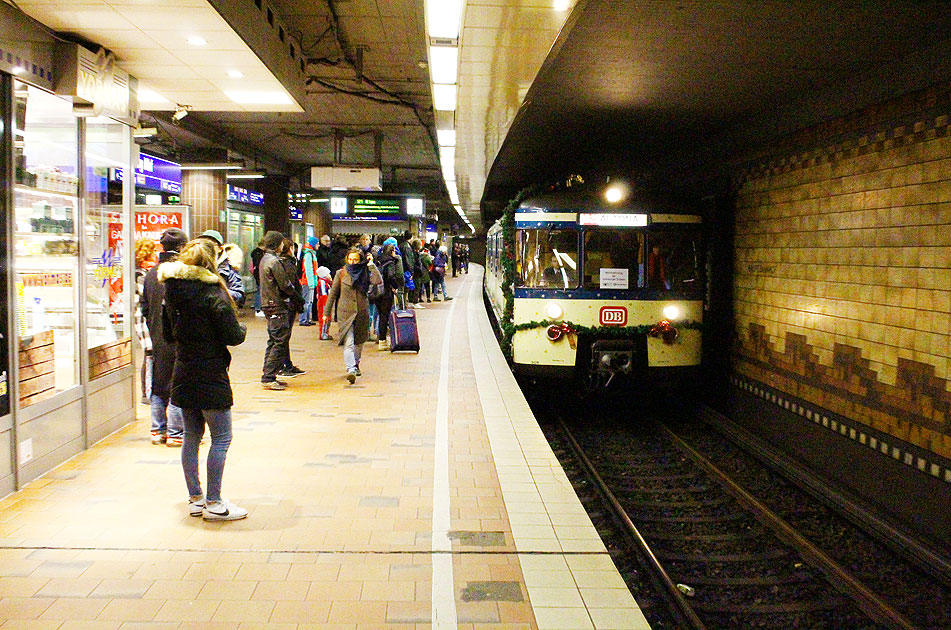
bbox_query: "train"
[485,187,705,392]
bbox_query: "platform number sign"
[599,306,627,326]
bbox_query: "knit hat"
[262,230,284,250]
[307,236,319,247]
[316,266,331,280]
[199,229,223,245]
[382,237,398,247]
[159,228,188,253]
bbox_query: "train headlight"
[663,305,681,320]
[546,301,564,320]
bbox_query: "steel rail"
[660,423,919,630]
[698,405,951,587]
[556,419,708,630]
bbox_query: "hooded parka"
[160,261,247,409]
[323,264,382,346]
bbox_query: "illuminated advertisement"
[112,152,182,194]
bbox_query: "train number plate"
[599,306,627,326]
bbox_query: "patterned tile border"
[731,373,951,485]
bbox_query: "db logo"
[599,306,627,326]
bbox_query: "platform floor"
[0,265,650,630]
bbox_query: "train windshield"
[516,229,579,289]
[583,230,645,290]
[647,229,703,296]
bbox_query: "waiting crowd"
[133,228,466,522]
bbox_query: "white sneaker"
[413,303,425,309]
[188,496,205,517]
[255,311,265,318]
[202,500,248,521]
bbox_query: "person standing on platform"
[451,243,460,278]
[417,240,433,303]
[316,266,333,340]
[142,228,188,446]
[198,230,245,307]
[279,238,306,378]
[250,239,266,317]
[323,247,382,383]
[298,236,319,326]
[330,235,349,278]
[316,234,333,272]
[259,231,298,390]
[160,238,247,521]
[432,245,452,301]
[374,241,404,351]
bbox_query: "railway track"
[534,398,951,630]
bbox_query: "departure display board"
[353,197,401,215]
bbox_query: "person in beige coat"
[323,247,382,383]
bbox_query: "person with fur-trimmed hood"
[160,238,247,521]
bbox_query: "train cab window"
[583,229,644,290]
[516,229,578,289]
[647,230,703,296]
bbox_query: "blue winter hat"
[382,237,398,247]
[307,236,319,247]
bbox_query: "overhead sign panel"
[227,184,264,206]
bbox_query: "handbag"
[403,270,416,291]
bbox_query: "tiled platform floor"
[0,265,650,630]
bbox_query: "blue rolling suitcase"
[389,295,420,353]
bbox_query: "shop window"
[85,117,131,379]
[226,210,264,291]
[12,81,80,405]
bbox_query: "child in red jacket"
[316,266,333,340]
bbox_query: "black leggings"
[377,291,395,341]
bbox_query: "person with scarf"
[323,248,382,383]
[375,239,404,351]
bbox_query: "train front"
[510,193,705,392]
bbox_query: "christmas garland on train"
[486,177,706,391]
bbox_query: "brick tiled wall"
[181,170,227,237]
[733,106,951,460]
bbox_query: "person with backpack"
[298,236,319,325]
[323,248,382,383]
[432,245,452,301]
[374,241,404,351]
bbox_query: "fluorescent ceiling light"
[138,88,169,104]
[227,170,266,179]
[187,36,207,46]
[227,70,244,79]
[439,146,455,180]
[429,46,458,84]
[554,0,572,11]
[437,129,456,146]
[432,84,457,111]
[447,182,459,205]
[11,66,25,75]
[426,0,463,39]
[133,126,157,138]
[181,162,244,170]
[224,90,293,105]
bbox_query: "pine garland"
[499,175,582,359]
[510,319,704,338]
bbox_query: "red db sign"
[599,306,627,326]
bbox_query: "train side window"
[647,229,702,296]
[516,228,578,289]
[583,229,644,290]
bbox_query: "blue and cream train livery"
[485,189,705,391]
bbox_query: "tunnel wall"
[730,86,951,491]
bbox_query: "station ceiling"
[16,1,951,232]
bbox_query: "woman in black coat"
[160,239,247,521]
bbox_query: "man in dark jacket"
[315,234,333,271]
[141,227,188,446]
[259,231,298,390]
[198,229,245,307]
[250,240,266,316]
[329,235,349,277]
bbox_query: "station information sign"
[328,194,425,221]
[112,152,182,194]
[227,185,264,206]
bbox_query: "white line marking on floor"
[432,275,462,629]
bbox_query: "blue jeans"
[434,275,448,299]
[151,394,183,438]
[181,408,232,502]
[299,285,314,324]
[254,281,262,311]
[368,303,379,336]
[343,327,362,372]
